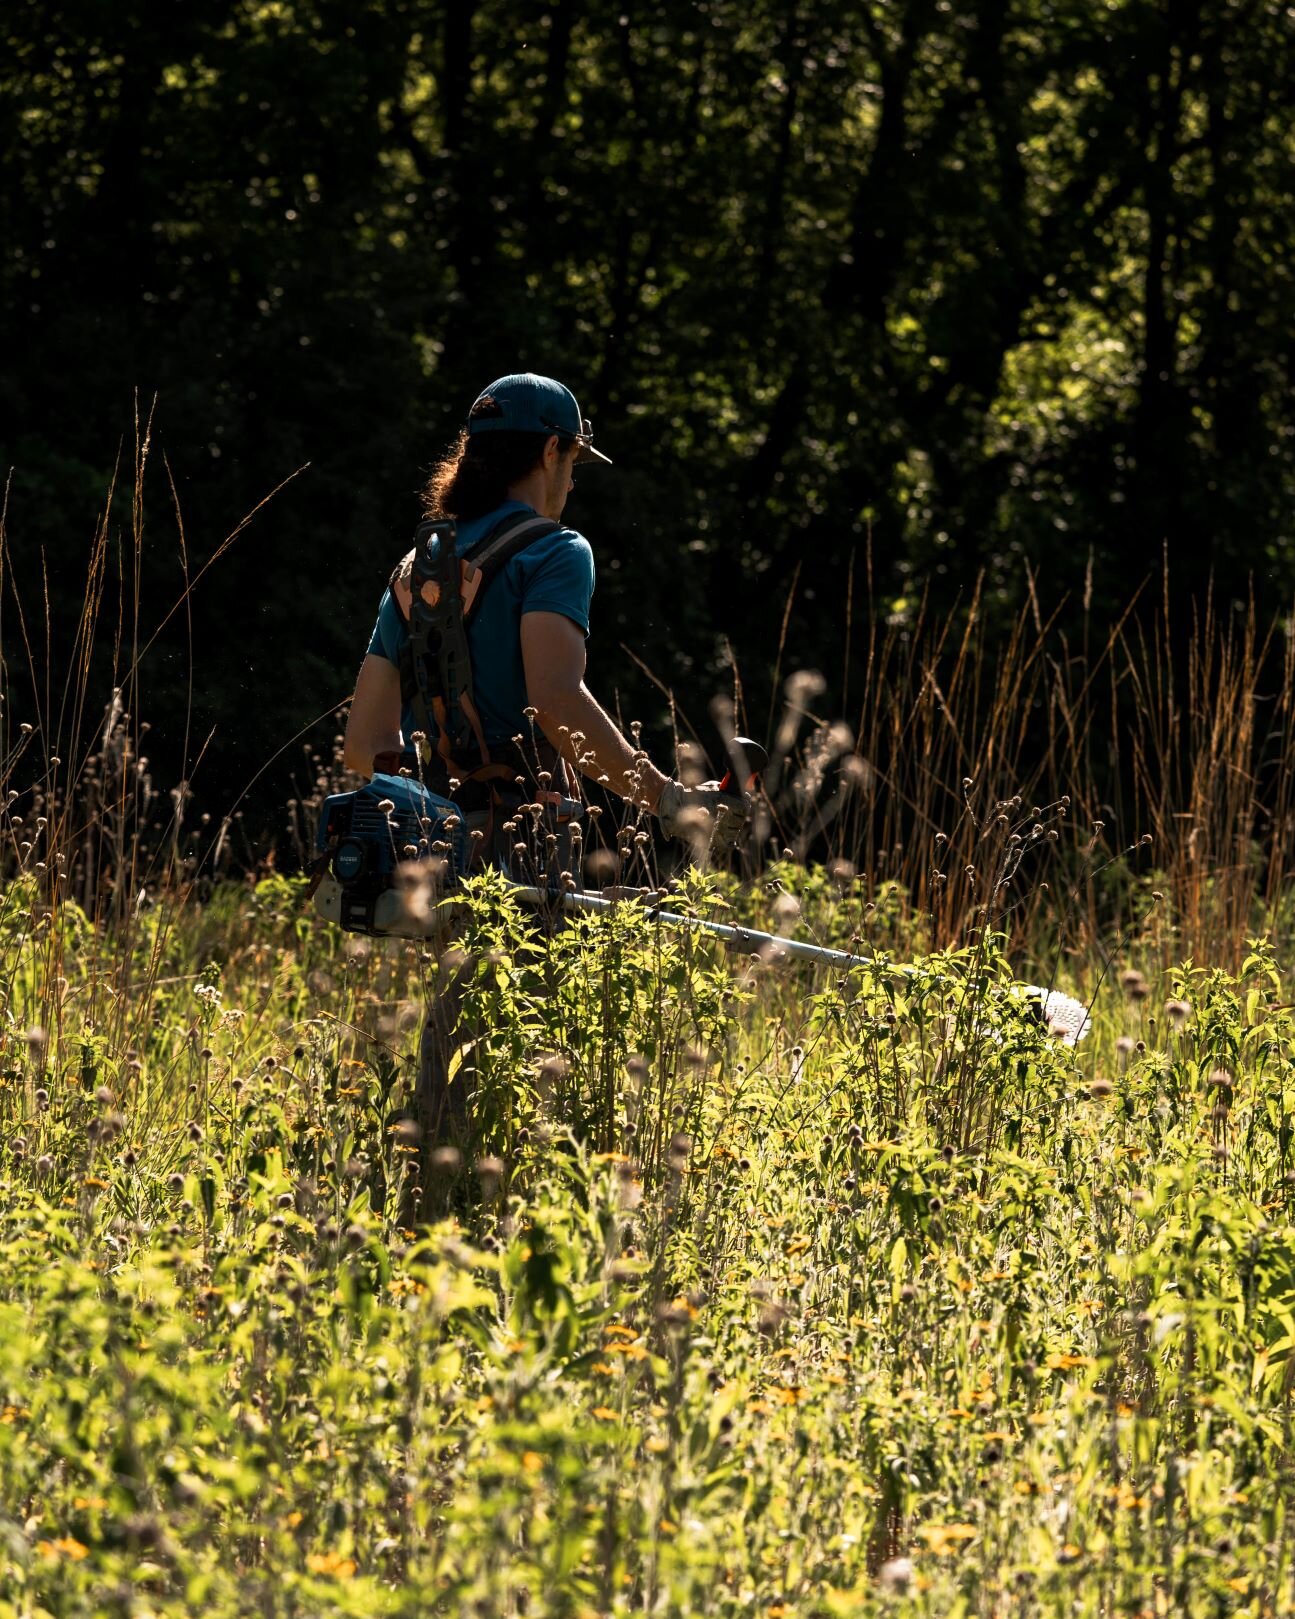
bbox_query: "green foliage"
[5,868,1295,1613]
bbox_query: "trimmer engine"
[312,772,466,937]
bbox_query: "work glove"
[656,779,748,850]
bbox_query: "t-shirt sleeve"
[366,588,407,664]
[517,531,596,635]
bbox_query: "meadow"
[6,506,1295,1615]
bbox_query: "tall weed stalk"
[755,549,1295,975]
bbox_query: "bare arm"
[521,611,669,810]
[343,654,403,776]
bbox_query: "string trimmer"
[309,738,1091,1045]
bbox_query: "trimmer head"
[1022,985,1092,1046]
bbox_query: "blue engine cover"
[317,772,468,881]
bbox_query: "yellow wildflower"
[916,1523,977,1555]
[38,1537,90,1561]
[306,1551,357,1578]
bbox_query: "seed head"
[757,1299,791,1336]
[430,1145,462,1175]
[879,1557,914,1594]
[475,1154,504,1188]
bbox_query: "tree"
[2,0,1293,831]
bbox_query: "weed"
[7,447,1295,1614]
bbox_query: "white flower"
[878,1557,914,1593]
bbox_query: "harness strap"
[471,513,561,573]
[397,509,563,786]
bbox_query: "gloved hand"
[656,779,748,850]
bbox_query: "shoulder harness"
[391,511,562,797]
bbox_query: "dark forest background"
[3,0,1294,840]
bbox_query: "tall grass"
[758,554,1295,976]
[8,447,1295,1615]
[6,423,1295,982]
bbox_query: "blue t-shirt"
[366,500,595,748]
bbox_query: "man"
[342,372,742,1184]
[344,371,738,849]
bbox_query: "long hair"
[422,396,573,520]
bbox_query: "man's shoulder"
[522,522,590,553]
[466,502,589,552]
[487,511,591,571]
[368,582,409,662]
[510,526,593,587]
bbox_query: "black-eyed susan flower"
[916,1523,977,1555]
[306,1551,356,1578]
[37,1537,89,1561]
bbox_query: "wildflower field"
[8,482,1295,1617]
[5,828,1295,1618]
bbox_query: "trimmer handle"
[717,736,768,795]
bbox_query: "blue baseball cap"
[468,372,612,466]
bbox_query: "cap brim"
[575,442,613,467]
